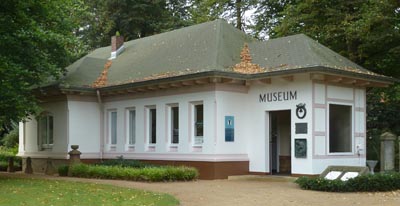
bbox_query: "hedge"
[0,147,22,171]
[64,164,199,182]
[96,159,154,168]
[295,172,400,192]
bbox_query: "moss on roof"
[60,19,387,88]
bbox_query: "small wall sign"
[296,103,307,119]
[225,116,234,142]
[295,123,308,134]
[295,139,307,158]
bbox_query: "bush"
[0,129,18,148]
[69,164,199,182]
[0,146,21,171]
[58,165,69,176]
[295,173,400,192]
[97,158,154,168]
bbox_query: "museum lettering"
[259,91,297,102]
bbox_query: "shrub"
[295,173,400,192]
[0,129,18,148]
[0,161,7,171]
[69,164,198,182]
[0,146,22,171]
[58,165,69,176]
[96,158,154,168]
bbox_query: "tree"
[189,0,257,30]
[250,0,294,39]
[79,0,194,50]
[0,0,87,131]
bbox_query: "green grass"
[0,176,179,206]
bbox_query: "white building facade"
[18,20,391,179]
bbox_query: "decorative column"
[380,132,396,172]
[68,145,82,176]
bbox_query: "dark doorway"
[269,110,291,175]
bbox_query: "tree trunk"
[236,0,242,30]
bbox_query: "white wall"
[215,74,314,174]
[312,82,366,174]
[68,101,101,158]
[18,101,69,158]
[102,91,217,158]
[214,91,248,154]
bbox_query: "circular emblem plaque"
[296,103,307,119]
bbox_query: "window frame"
[146,105,157,145]
[108,110,118,145]
[191,102,204,145]
[327,102,354,155]
[167,104,179,145]
[126,108,136,146]
[37,112,54,150]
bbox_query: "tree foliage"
[0,0,87,131]
[79,0,193,49]
[189,0,257,30]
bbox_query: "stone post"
[380,132,396,172]
[68,145,82,176]
[7,157,14,173]
[24,157,33,174]
[45,158,56,175]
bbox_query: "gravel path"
[2,173,400,206]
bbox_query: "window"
[194,104,204,144]
[109,111,117,145]
[170,106,179,144]
[149,108,157,144]
[329,104,352,153]
[128,109,136,145]
[38,114,53,149]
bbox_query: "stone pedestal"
[366,160,378,174]
[24,157,33,174]
[7,157,14,173]
[380,132,396,172]
[45,158,56,175]
[68,145,82,176]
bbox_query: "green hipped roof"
[60,19,391,89]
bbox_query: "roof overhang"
[34,66,396,100]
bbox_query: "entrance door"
[269,110,291,174]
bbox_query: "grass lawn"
[0,176,179,206]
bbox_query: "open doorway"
[269,110,291,175]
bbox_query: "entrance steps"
[227,175,297,182]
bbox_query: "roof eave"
[54,66,395,94]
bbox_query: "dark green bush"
[0,129,19,148]
[69,164,198,182]
[0,147,22,171]
[58,165,69,176]
[96,158,154,168]
[295,173,400,192]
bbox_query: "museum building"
[18,19,393,179]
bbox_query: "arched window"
[37,112,54,150]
